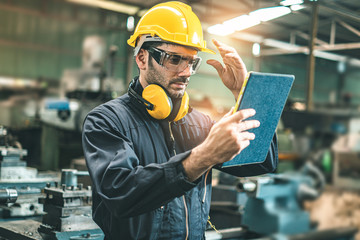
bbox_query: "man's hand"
[182,108,260,182]
[207,39,247,98]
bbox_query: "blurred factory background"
[0,0,360,239]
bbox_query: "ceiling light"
[290,4,305,11]
[207,5,293,36]
[207,24,235,36]
[337,61,346,73]
[249,6,291,22]
[280,0,304,6]
[127,16,135,31]
[252,43,261,56]
[224,15,260,31]
[67,0,139,15]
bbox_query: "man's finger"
[231,108,256,122]
[238,131,256,141]
[238,120,260,132]
[213,39,235,53]
[223,53,247,70]
[212,39,237,58]
[212,38,222,47]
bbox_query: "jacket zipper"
[182,195,189,240]
[168,122,189,240]
[168,122,176,156]
[202,170,210,203]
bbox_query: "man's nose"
[178,64,192,77]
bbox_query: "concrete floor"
[305,188,360,240]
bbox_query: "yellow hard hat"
[127,1,215,54]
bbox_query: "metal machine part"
[0,189,17,204]
[0,125,30,178]
[40,36,124,132]
[0,126,59,218]
[208,163,357,240]
[37,169,103,240]
[60,169,89,187]
[237,162,325,236]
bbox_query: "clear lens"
[167,54,182,65]
[148,47,201,75]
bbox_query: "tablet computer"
[222,71,295,167]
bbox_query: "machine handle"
[0,189,18,204]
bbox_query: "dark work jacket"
[82,78,278,240]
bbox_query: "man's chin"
[169,89,185,99]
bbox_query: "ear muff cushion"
[173,91,189,122]
[142,85,172,119]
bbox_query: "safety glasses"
[146,47,202,75]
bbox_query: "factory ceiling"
[110,0,360,66]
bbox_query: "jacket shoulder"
[85,94,143,132]
[183,108,214,129]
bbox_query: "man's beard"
[168,78,189,98]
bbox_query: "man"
[82,1,277,239]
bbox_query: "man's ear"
[135,49,148,70]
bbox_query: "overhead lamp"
[224,15,260,31]
[67,0,139,15]
[280,0,305,11]
[207,15,260,36]
[337,61,346,73]
[252,43,261,56]
[280,0,304,6]
[207,5,294,36]
[207,24,235,36]
[127,16,135,31]
[290,4,305,11]
[249,6,291,22]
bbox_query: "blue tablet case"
[222,72,294,167]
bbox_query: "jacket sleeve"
[82,110,198,218]
[214,134,278,177]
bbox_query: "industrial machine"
[0,126,58,218]
[239,165,324,236]
[0,169,104,240]
[37,169,103,239]
[207,162,358,240]
[40,35,124,132]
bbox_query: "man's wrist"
[182,147,213,182]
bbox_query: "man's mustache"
[170,78,189,84]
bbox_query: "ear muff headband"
[128,81,154,110]
[142,84,172,119]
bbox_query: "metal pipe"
[320,3,360,23]
[337,19,360,37]
[305,1,319,111]
[330,19,336,45]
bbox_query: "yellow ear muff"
[142,84,172,119]
[173,91,189,122]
